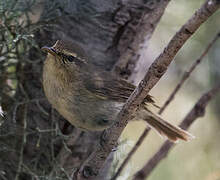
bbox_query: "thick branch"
[134,83,220,180]
[77,0,220,178]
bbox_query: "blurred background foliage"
[0,0,219,180]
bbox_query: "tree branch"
[159,32,220,114]
[111,30,220,179]
[77,0,220,179]
[133,83,220,180]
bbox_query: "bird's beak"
[41,46,57,56]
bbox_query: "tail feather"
[138,109,194,142]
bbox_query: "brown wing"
[83,70,155,105]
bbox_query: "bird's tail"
[137,109,194,142]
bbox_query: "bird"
[41,40,193,142]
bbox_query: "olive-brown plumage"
[42,40,193,141]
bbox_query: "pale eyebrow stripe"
[57,51,87,64]
[67,52,77,57]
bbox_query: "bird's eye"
[67,55,76,62]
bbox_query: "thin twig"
[49,116,82,178]
[22,164,40,180]
[159,32,220,115]
[59,129,82,168]
[12,98,46,123]
[15,84,29,180]
[133,83,220,180]
[111,127,150,180]
[77,1,220,179]
[35,100,50,116]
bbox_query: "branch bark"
[78,0,220,179]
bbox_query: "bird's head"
[41,40,87,71]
